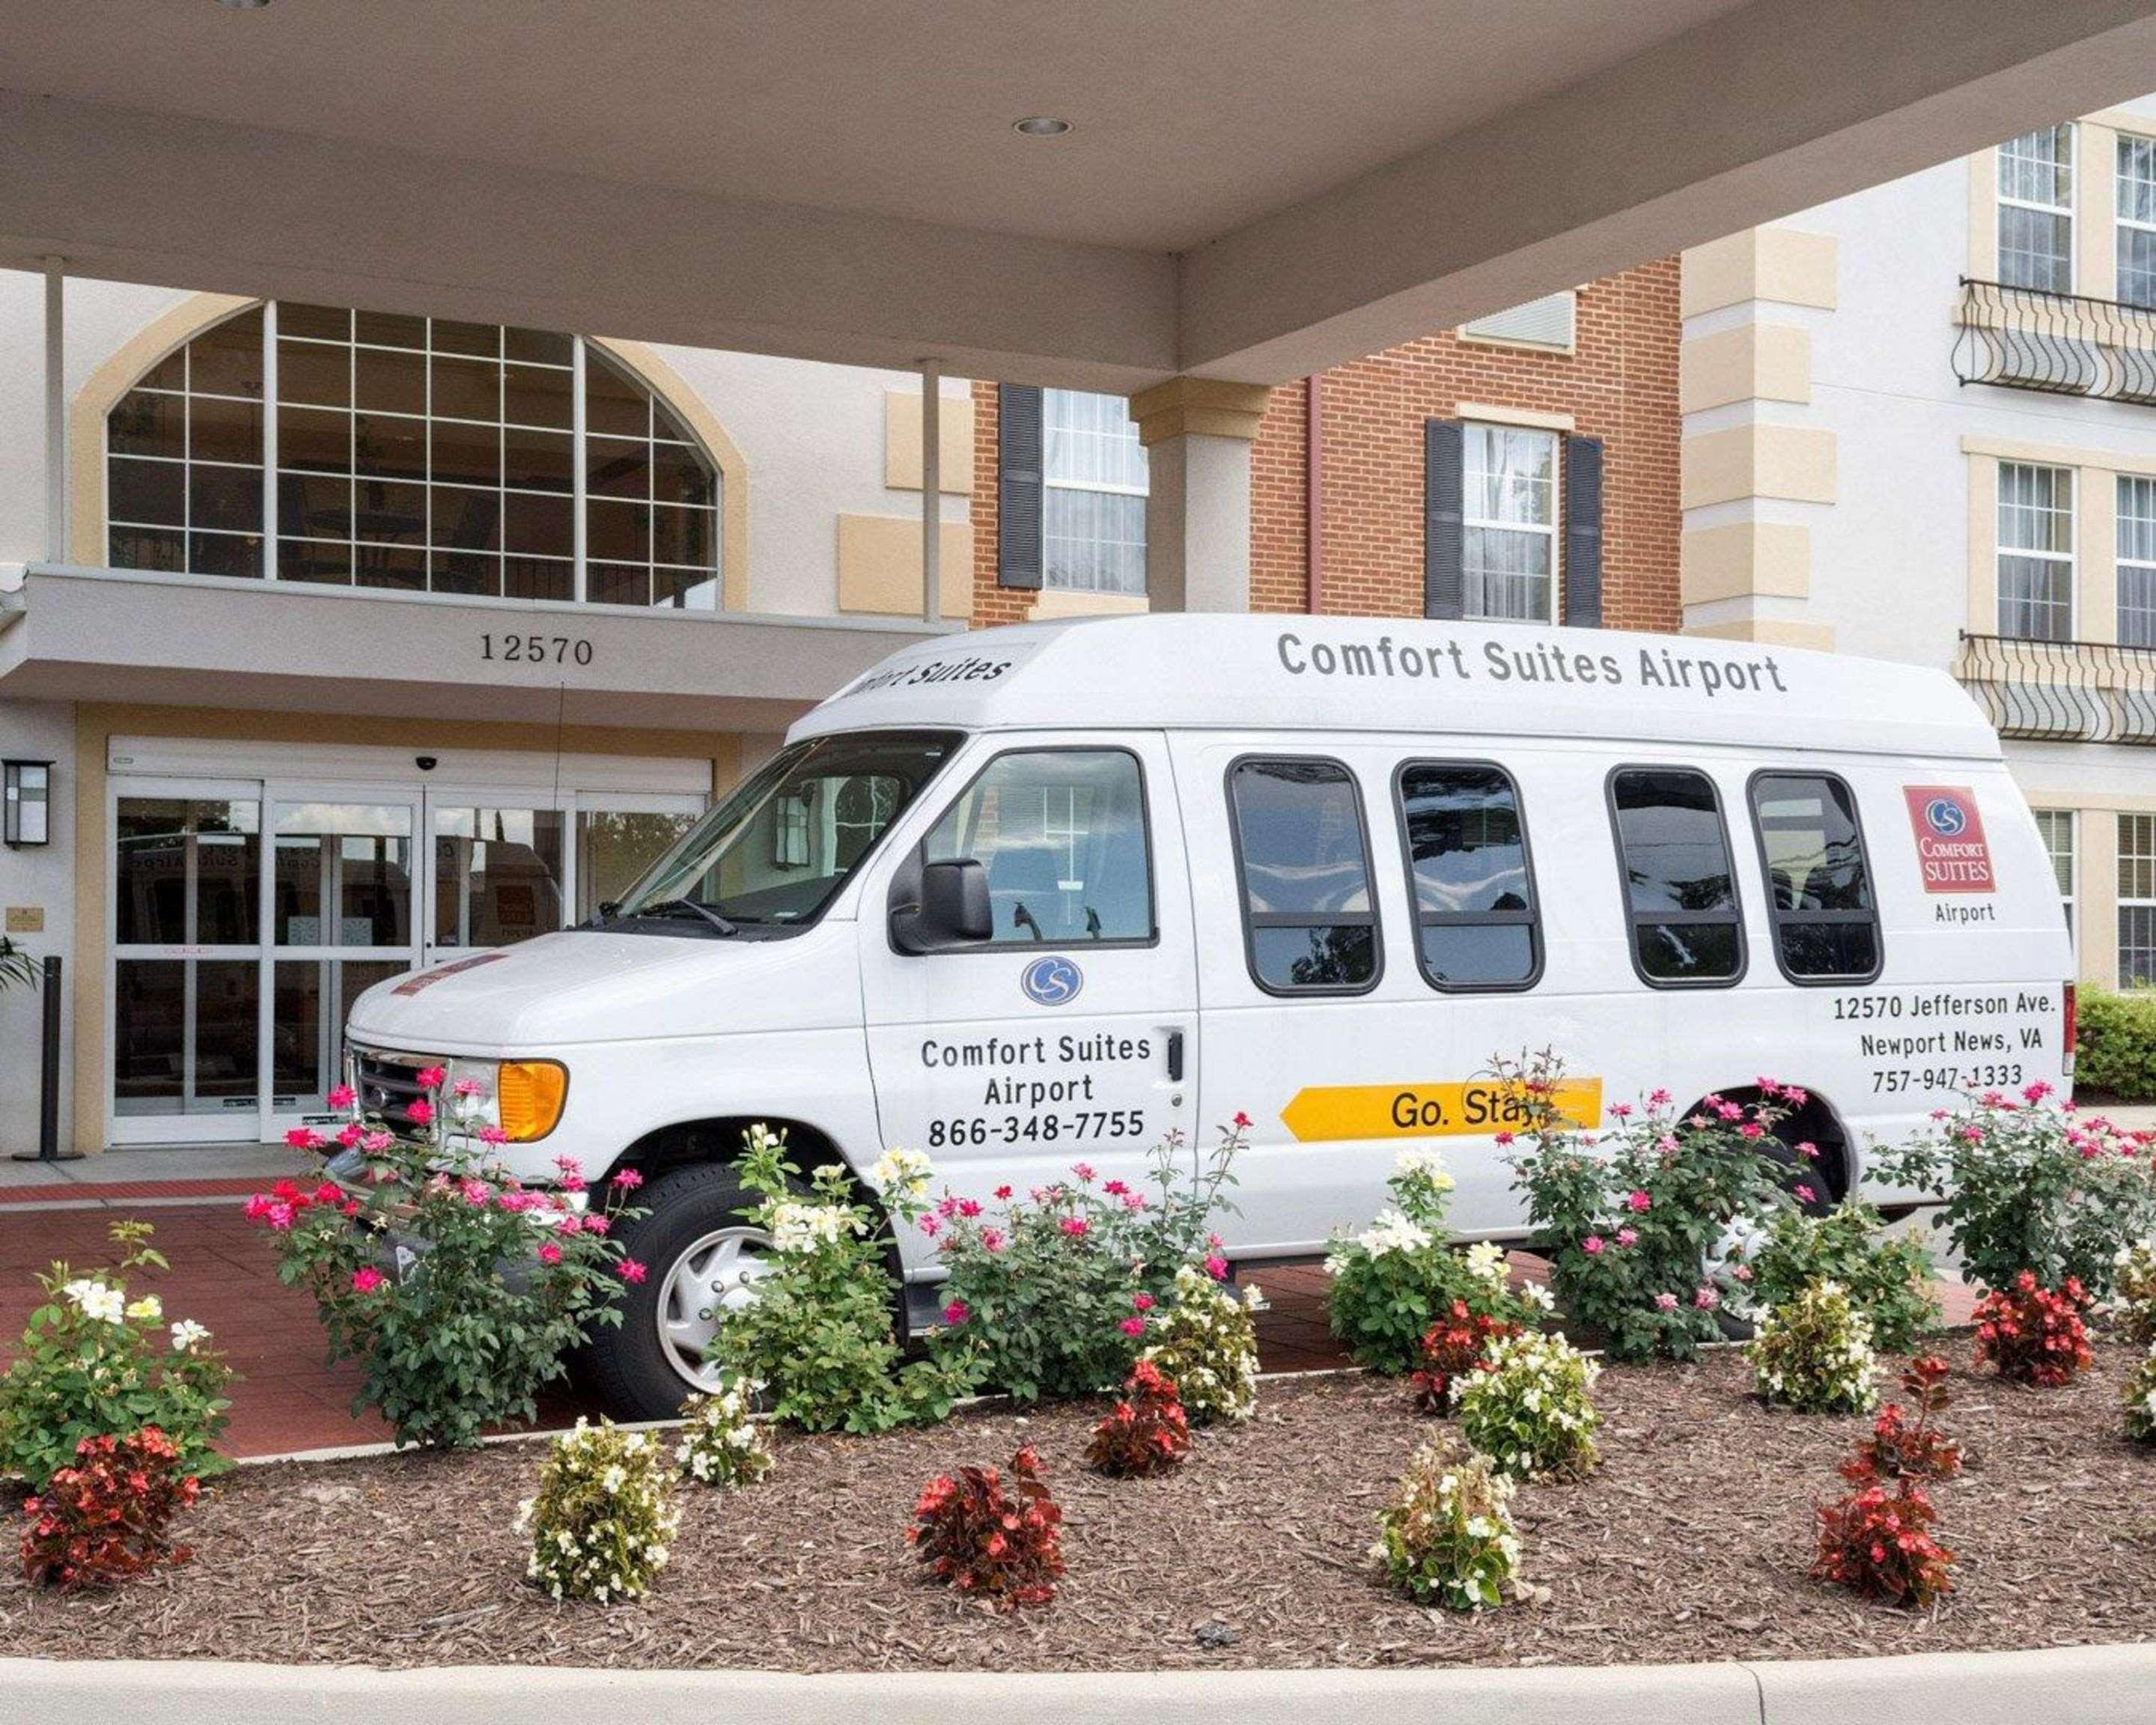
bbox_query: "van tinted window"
[1608,767,1744,985]
[1750,772,1881,982]
[924,749,1153,944]
[1396,762,1539,989]
[1228,758,1380,993]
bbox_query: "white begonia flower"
[64,1280,125,1325]
[168,1318,211,1354]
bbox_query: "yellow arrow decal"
[1279,1079,1602,1143]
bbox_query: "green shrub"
[1745,1202,1940,1354]
[258,1074,642,1451]
[675,1379,773,1489]
[2075,986,2156,1100]
[0,1220,231,1490]
[1873,1086,2156,1297]
[1327,1149,1545,1373]
[1748,1278,1880,1414]
[2126,1343,2156,1443]
[928,1124,1245,1402]
[715,1131,978,1433]
[1372,1435,1522,1610]
[2113,1238,2156,1345]
[1503,1049,1797,1361]
[517,1418,678,1604]
[1139,1263,1261,1425]
[1452,1329,1602,1480]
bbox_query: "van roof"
[791,615,2002,761]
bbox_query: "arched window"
[103,303,723,610]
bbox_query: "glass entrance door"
[108,769,703,1146]
[267,792,424,1125]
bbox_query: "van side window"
[1227,758,1380,993]
[1607,767,1745,986]
[922,749,1153,944]
[1395,762,1540,990]
[1749,772,1882,982]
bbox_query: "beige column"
[1127,377,1270,613]
[2082,808,2119,991]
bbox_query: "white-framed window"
[105,302,722,609]
[2033,808,2077,955]
[1042,389,1147,596]
[1463,422,1558,622]
[1997,460,2074,641]
[2119,475,2156,647]
[2119,133,2156,307]
[2121,813,2156,988]
[1998,124,2075,293]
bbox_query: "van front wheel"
[585,1162,776,1422]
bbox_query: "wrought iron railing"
[1956,631,2156,743]
[1954,278,2156,404]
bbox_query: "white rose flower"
[168,1318,212,1353]
[64,1280,126,1325]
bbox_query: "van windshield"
[603,730,959,934]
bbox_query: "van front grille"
[351,1047,439,1136]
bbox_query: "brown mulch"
[2,1345,2154,1672]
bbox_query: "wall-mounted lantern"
[3,760,52,848]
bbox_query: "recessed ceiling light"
[1013,116,1072,139]
[214,0,272,9]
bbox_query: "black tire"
[583,1161,767,1423]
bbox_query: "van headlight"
[445,1057,570,1143]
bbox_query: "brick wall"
[971,257,1681,632]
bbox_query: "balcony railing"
[1956,631,2156,743]
[1954,278,2156,404]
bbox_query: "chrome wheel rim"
[657,1226,776,1393]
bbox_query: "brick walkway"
[0,1192,1975,1461]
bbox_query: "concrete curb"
[2,1643,2151,1725]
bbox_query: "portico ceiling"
[4,0,2156,387]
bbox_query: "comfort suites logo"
[1901,785,1994,894]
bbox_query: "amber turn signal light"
[497,1060,569,1142]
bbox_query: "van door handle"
[1166,1029,1184,1083]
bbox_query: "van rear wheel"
[585,1162,776,1422]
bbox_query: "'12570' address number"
[481,633,594,666]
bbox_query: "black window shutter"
[1423,418,1464,619]
[997,383,1045,590]
[1563,433,1605,627]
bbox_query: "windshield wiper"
[645,898,740,937]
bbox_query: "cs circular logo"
[1021,955,1083,1006]
[1923,797,1967,838]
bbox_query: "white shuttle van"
[340,615,2072,1416]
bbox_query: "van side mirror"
[894,857,993,951]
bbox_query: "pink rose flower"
[1132,1292,1155,1311]
[1232,1111,1252,1130]
[1582,1235,1606,1256]
[1119,1317,1146,1336]
[1616,1226,1638,1247]
[404,1099,434,1127]
[351,1267,386,1293]
[957,1198,982,1217]
[285,1127,326,1151]
[582,1214,610,1235]
[1794,1184,1817,1204]
[415,1066,447,1091]
[1738,1122,1764,1140]
[1625,1190,1651,1213]
[1493,1130,1515,1146]
[1654,1292,1679,1311]
[538,1242,563,1266]
[452,1077,485,1099]
[980,1227,1007,1253]
[1060,1217,1089,1238]
[618,1259,648,1283]
[610,1167,644,1190]
[1694,1286,1720,1310]
[1071,1162,1097,1184]
[326,1084,356,1110]
[941,1298,969,1326]
[918,1215,941,1238]
[1205,1253,1228,1280]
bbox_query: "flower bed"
[5,1342,2153,1673]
